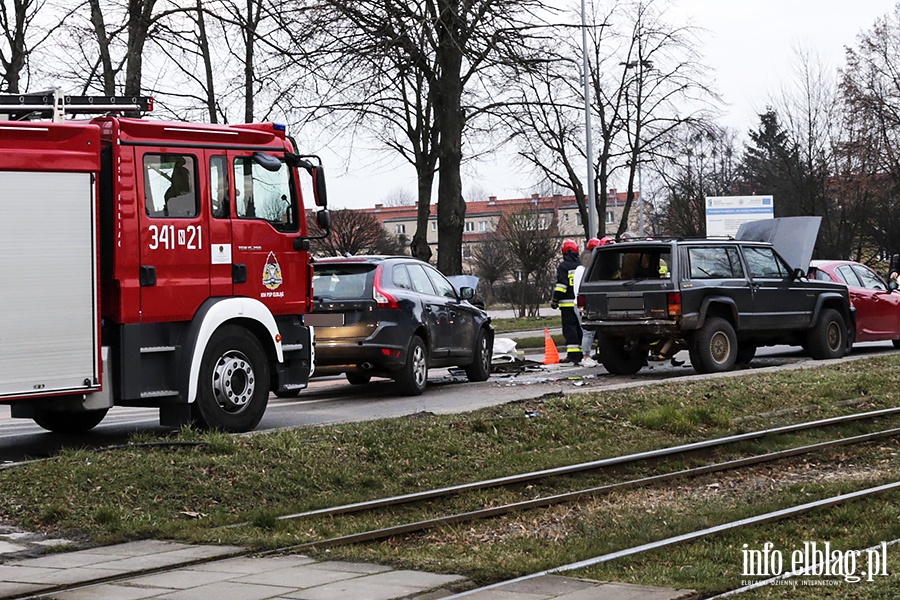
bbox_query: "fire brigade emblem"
[263,252,283,290]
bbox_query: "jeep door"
[741,246,814,329]
[685,246,752,321]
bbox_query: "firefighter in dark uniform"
[550,239,583,364]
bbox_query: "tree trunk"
[243,0,258,123]
[434,0,465,276]
[2,0,29,93]
[196,0,218,123]
[88,0,116,94]
[410,168,435,262]
[124,0,157,97]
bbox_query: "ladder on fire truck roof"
[0,88,153,122]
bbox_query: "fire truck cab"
[0,92,330,433]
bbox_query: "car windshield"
[313,264,374,300]
[587,247,672,282]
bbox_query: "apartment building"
[359,190,637,270]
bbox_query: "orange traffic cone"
[543,328,560,365]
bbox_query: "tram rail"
[12,406,900,599]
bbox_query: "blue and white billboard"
[705,195,774,237]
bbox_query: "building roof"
[363,190,633,222]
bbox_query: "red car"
[808,260,900,348]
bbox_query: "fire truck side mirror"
[316,209,331,230]
[253,152,282,172]
[312,166,328,207]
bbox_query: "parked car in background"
[808,260,900,348]
[305,256,494,395]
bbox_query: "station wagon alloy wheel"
[395,336,428,396]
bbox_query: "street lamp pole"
[622,57,652,238]
[581,0,597,239]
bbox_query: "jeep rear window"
[688,247,744,279]
[313,265,374,300]
[588,248,672,281]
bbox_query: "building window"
[431,221,437,231]
[576,213,582,226]
[606,211,615,224]
[479,221,488,232]
[463,244,472,258]
[396,224,406,234]
[465,221,475,232]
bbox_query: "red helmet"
[561,239,579,254]
[586,237,602,250]
[598,236,616,246]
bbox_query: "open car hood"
[447,275,479,293]
[736,216,821,272]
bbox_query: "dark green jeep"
[579,219,852,375]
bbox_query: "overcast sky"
[324,0,894,210]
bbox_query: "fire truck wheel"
[32,408,109,433]
[194,325,270,433]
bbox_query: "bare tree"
[616,0,717,238]
[840,4,900,261]
[468,233,511,306]
[310,208,406,257]
[292,0,553,275]
[496,209,558,317]
[658,124,740,237]
[0,0,70,93]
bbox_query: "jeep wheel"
[736,343,757,365]
[806,308,846,360]
[598,336,647,375]
[690,317,737,374]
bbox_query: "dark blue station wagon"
[305,256,494,395]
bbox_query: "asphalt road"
[1,341,897,465]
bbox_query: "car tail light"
[667,292,682,317]
[381,348,401,357]
[373,265,400,309]
[576,294,585,309]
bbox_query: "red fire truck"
[0,91,330,433]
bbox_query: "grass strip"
[1,354,899,595]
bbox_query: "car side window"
[835,265,862,287]
[743,247,788,279]
[424,266,458,299]
[852,264,887,290]
[688,247,744,279]
[406,264,436,296]
[391,264,413,290]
